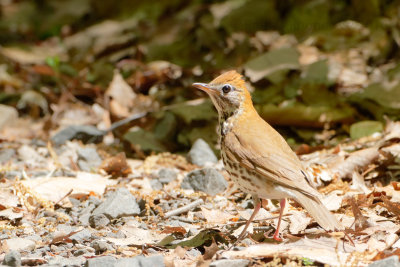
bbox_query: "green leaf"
[258,102,355,128]
[157,235,175,246]
[169,99,217,124]
[163,229,226,249]
[357,83,400,109]
[284,0,330,36]
[302,257,314,266]
[244,47,299,83]
[123,126,166,152]
[350,121,383,140]
[303,60,329,84]
[45,56,60,70]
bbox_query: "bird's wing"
[223,124,320,201]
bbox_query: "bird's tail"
[292,191,343,231]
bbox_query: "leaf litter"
[0,121,399,266]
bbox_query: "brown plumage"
[193,70,342,241]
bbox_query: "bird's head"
[193,70,252,118]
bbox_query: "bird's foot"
[263,232,283,242]
[272,233,282,242]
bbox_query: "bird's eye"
[222,84,233,94]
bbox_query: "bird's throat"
[218,108,242,137]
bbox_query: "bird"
[192,70,342,242]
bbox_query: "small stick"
[54,189,73,206]
[169,216,200,223]
[164,199,204,218]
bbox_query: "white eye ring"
[222,84,233,94]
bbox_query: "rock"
[115,255,165,267]
[89,214,110,229]
[48,255,86,266]
[0,149,15,164]
[86,256,117,267]
[0,105,18,130]
[368,256,400,267]
[17,145,46,166]
[181,168,227,196]
[210,259,250,267]
[2,250,21,267]
[157,168,178,184]
[69,228,92,243]
[92,188,140,219]
[91,240,113,254]
[51,125,105,145]
[150,168,178,190]
[187,139,218,166]
[77,147,103,171]
[150,179,163,190]
[73,249,89,256]
[3,238,35,252]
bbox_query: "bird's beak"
[192,83,216,95]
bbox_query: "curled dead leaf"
[161,226,187,236]
[329,147,380,179]
[100,152,132,177]
[348,197,369,231]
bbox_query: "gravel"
[181,168,228,195]
[2,250,21,267]
[187,138,218,166]
[92,188,141,219]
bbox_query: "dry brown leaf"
[106,221,167,246]
[384,121,400,142]
[288,210,312,234]
[321,191,343,211]
[22,172,117,203]
[105,70,137,118]
[380,195,400,217]
[106,70,157,119]
[221,237,364,266]
[372,248,400,261]
[351,172,371,194]
[0,189,20,208]
[100,152,132,177]
[348,197,369,231]
[329,147,379,179]
[161,226,187,235]
[200,207,234,224]
[202,238,219,260]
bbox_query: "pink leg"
[236,198,261,242]
[272,199,286,241]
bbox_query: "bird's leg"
[271,198,286,241]
[236,196,261,243]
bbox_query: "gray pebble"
[91,240,113,254]
[92,188,140,219]
[368,256,400,267]
[2,250,21,267]
[115,255,165,267]
[48,255,86,266]
[210,259,250,267]
[187,139,218,166]
[69,228,92,243]
[77,147,102,172]
[86,256,116,267]
[89,214,110,229]
[3,238,35,252]
[51,125,104,145]
[181,168,227,195]
[157,168,178,184]
[0,149,16,164]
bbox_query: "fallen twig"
[164,199,204,218]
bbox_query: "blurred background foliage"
[1,0,400,155]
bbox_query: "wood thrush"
[193,70,342,241]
